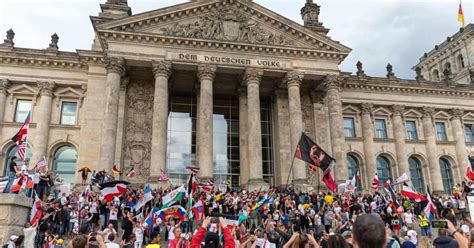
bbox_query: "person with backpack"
[190,217,235,248]
[385,228,401,248]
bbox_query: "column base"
[246,179,269,192]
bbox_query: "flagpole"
[285,155,296,190]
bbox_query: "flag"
[126,167,136,178]
[187,173,197,210]
[35,156,47,170]
[198,179,214,194]
[322,168,337,192]
[157,205,187,221]
[392,173,409,186]
[423,186,436,220]
[371,173,380,190]
[161,185,187,208]
[144,207,160,236]
[294,133,334,172]
[458,1,465,28]
[186,166,200,174]
[190,200,204,223]
[144,184,153,203]
[158,169,169,182]
[402,183,426,201]
[18,142,27,161]
[0,177,8,192]
[11,112,30,146]
[82,184,92,205]
[10,174,33,192]
[98,180,130,202]
[112,165,123,175]
[383,181,400,209]
[251,197,271,213]
[307,163,318,172]
[30,193,42,225]
[466,163,474,181]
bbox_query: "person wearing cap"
[6,235,19,248]
[341,230,353,248]
[402,230,417,248]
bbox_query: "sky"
[0,0,472,79]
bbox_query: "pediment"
[54,87,84,98]
[8,84,37,95]
[343,105,360,115]
[433,110,451,120]
[95,0,350,55]
[463,112,474,121]
[373,107,391,117]
[404,109,422,119]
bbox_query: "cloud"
[0,0,471,79]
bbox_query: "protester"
[4,156,18,193]
[352,214,386,248]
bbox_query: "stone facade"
[0,0,473,193]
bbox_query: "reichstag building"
[0,0,473,193]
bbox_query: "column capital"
[322,74,343,90]
[37,81,56,96]
[391,105,405,116]
[244,68,263,86]
[285,71,304,88]
[197,64,217,82]
[451,108,464,119]
[0,79,12,93]
[421,106,435,119]
[360,102,373,115]
[105,57,125,75]
[152,60,172,79]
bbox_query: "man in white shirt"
[403,209,414,230]
[105,233,119,248]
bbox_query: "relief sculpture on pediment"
[160,6,295,46]
[122,80,154,178]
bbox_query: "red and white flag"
[322,168,337,192]
[18,142,27,161]
[392,173,409,186]
[126,167,136,178]
[371,173,379,190]
[158,169,169,182]
[186,166,200,174]
[30,193,42,225]
[99,181,130,202]
[402,183,426,201]
[198,179,214,194]
[190,200,204,223]
[35,156,47,170]
[424,188,436,217]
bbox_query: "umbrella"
[77,166,92,173]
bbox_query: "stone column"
[392,105,409,175]
[0,79,11,124]
[197,64,216,180]
[360,102,376,187]
[238,87,249,187]
[99,57,125,171]
[245,68,268,190]
[422,107,444,193]
[323,75,347,183]
[285,71,307,188]
[31,81,55,164]
[451,108,467,181]
[150,61,172,178]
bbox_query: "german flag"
[458,1,465,28]
[112,165,123,175]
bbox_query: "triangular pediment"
[95,0,351,55]
[433,110,451,120]
[54,87,84,98]
[343,105,360,115]
[404,109,422,118]
[463,112,474,121]
[373,107,391,117]
[8,84,37,95]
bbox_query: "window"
[409,157,425,193]
[344,117,356,138]
[376,156,392,186]
[433,70,440,81]
[346,154,361,188]
[60,102,77,125]
[3,145,30,176]
[458,54,465,69]
[406,121,418,140]
[14,99,31,122]
[53,146,77,184]
[375,119,387,139]
[444,62,452,74]
[465,124,474,142]
[436,122,447,141]
[439,158,453,193]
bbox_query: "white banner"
[467,196,474,221]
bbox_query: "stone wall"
[0,194,32,245]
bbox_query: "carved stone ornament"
[244,68,263,85]
[285,71,304,88]
[356,61,366,77]
[197,64,217,82]
[415,67,424,81]
[3,29,14,47]
[451,108,464,119]
[301,0,322,28]
[0,79,12,93]
[443,68,451,82]
[106,0,128,5]
[105,57,125,75]
[151,60,172,79]
[122,79,154,177]
[120,77,130,91]
[391,105,405,116]
[37,81,56,96]
[48,33,59,50]
[360,102,373,115]
[160,6,295,47]
[322,74,343,90]
[386,63,395,78]
[421,106,435,119]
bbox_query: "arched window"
[376,156,392,186]
[346,154,361,188]
[458,54,465,69]
[433,70,440,81]
[3,145,30,176]
[408,157,425,193]
[53,146,77,184]
[439,158,454,193]
[444,62,452,74]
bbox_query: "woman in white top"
[133,221,144,248]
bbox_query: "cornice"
[0,49,87,70]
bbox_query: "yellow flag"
[458,1,465,28]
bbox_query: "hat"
[462,225,470,234]
[10,235,18,241]
[57,239,63,245]
[342,231,352,238]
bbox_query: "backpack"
[385,238,395,248]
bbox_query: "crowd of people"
[3,172,474,248]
